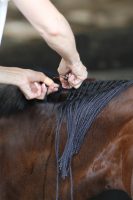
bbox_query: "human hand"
[0,67,59,100]
[58,59,88,89]
[18,69,59,100]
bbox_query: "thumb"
[36,72,59,87]
[58,59,70,76]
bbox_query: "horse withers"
[0,80,132,200]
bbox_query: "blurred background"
[0,0,133,80]
[0,1,132,199]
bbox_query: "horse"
[0,79,133,200]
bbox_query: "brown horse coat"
[0,83,133,200]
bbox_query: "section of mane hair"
[47,88,71,103]
[0,82,70,117]
[0,84,29,117]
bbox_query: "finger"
[32,82,42,95]
[47,85,59,94]
[20,82,41,100]
[68,74,82,88]
[44,76,58,87]
[59,75,72,89]
[35,72,59,88]
[26,83,47,100]
[58,68,70,76]
[36,83,47,100]
[57,61,70,75]
[27,82,42,99]
[59,77,68,86]
[61,82,72,89]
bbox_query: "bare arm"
[12,0,88,88]
[12,0,79,64]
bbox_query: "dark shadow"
[90,190,131,200]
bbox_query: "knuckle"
[39,72,44,77]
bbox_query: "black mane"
[0,81,72,117]
[0,79,133,118]
[0,84,29,117]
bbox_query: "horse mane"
[0,78,90,117]
[54,80,133,180]
[0,84,29,117]
[0,79,133,117]
[0,78,69,117]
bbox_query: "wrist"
[66,59,88,79]
[65,52,81,67]
[0,66,13,85]
[0,66,25,86]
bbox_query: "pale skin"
[0,0,88,100]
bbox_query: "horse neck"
[71,87,133,198]
[0,102,57,164]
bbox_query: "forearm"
[0,66,20,85]
[44,14,80,66]
[12,0,80,66]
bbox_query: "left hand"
[0,67,59,100]
[17,68,59,100]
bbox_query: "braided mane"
[55,80,133,179]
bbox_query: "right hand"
[58,59,88,89]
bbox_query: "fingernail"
[54,83,59,87]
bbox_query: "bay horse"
[0,79,133,200]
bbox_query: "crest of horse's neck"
[72,89,133,198]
